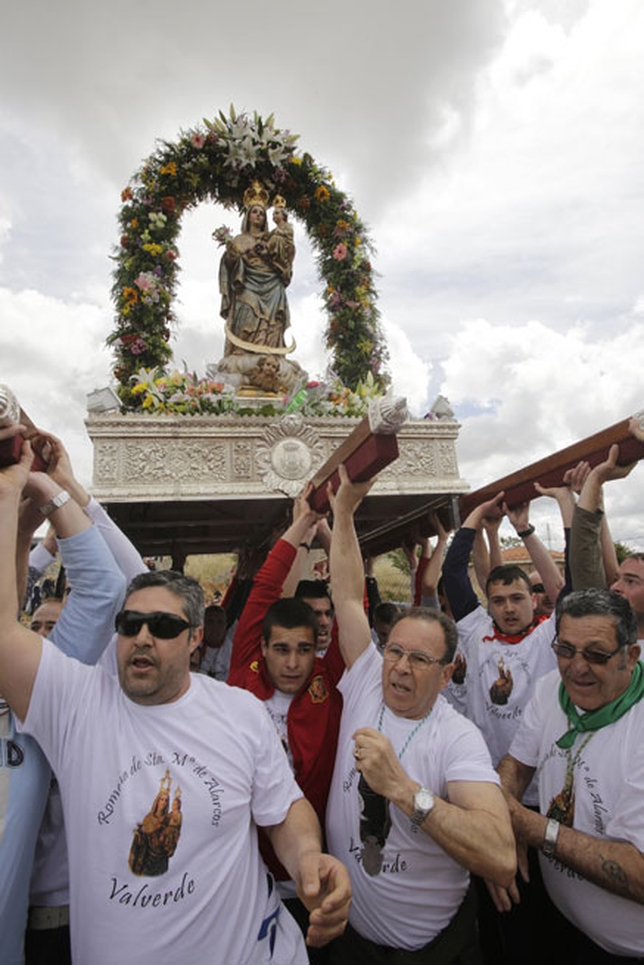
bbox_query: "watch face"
[414,788,434,812]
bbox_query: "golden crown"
[243,180,270,210]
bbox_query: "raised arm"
[504,501,564,606]
[471,515,503,593]
[420,514,450,602]
[442,493,505,622]
[227,488,320,682]
[280,485,319,598]
[0,436,92,720]
[571,445,637,590]
[328,464,375,668]
[35,430,147,584]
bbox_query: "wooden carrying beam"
[459,415,644,518]
[308,398,407,513]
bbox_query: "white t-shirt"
[445,609,556,805]
[20,641,307,965]
[509,668,644,957]
[326,644,499,951]
[264,690,296,770]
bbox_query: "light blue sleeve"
[28,541,57,577]
[84,497,147,586]
[48,526,126,665]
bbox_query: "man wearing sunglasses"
[324,466,515,963]
[495,589,644,962]
[0,442,351,965]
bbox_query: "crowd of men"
[0,418,643,965]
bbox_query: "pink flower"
[191,133,206,149]
[135,272,154,292]
[130,337,148,355]
[333,243,347,261]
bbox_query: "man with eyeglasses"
[494,589,644,962]
[324,466,515,964]
[0,441,351,964]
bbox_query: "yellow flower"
[315,185,330,202]
[131,383,147,395]
[355,236,362,246]
[290,157,302,166]
[160,162,177,176]
[143,243,163,256]
[130,218,139,229]
[142,395,154,409]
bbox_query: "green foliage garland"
[109,107,389,408]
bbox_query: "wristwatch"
[411,786,435,827]
[39,490,71,518]
[516,524,535,539]
[542,818,560,858]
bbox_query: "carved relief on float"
[255,414,326,497]
[122,439,228,484]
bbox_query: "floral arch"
[108,108,389,410]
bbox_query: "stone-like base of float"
[86,410,468,556]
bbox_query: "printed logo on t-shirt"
[98,750,228,910]
[489,656,513,705]
[308,674,328,704]
[451,652,467,685]
[129,768,183,876]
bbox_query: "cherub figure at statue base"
[208,353,307,397]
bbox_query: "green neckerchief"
[556,660,644,749]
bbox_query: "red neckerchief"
[483,614,547,645]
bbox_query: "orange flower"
[161,195,176,213]
[160,162,177,177]
[315,185,330,202]
[123,287,139,306]
[121,186,134,202]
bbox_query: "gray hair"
[125,571,205,628]
[390,607,458,663]
[555,589,637,649]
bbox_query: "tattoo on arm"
[600,854,630,895]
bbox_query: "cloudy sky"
[1,0,643,549]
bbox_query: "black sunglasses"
[115,610,193,639]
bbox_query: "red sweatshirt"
[227,539,344,878]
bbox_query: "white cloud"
[0,0,643,550]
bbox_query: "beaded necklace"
[360,703,434,876]
[376,702,433,759]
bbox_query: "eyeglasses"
[383,643,445,670]
[115,610,193,639]
[551,640,626,666]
